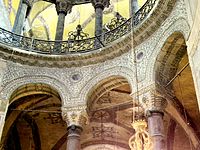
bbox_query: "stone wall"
[186,0,200,111]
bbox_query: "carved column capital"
[62,105,88,127]
[133,88,167,115]
[145,90,167,115]
[91,0,110,9]
[55,0,73,15]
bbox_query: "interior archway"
[154,32,200,149]
[1,83,68,150]
[82,75,143,149]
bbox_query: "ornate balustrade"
[0,0,157,55]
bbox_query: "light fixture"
[129,119,152,150]
[128,3,152,149]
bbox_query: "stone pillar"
[55,0,72,41]
[12,0,32,35]
[144,90,167,150]
[147,111,165,150]
[91,0,110,36]
[62,106,88,150]
[130,0,139,16]
[67,125,82,150]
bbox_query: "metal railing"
[0,0,157,55]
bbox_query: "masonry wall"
[186,0,200,111]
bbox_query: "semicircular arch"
[79,66,136,108]
[146,17,190,85]
[0,75,69,106]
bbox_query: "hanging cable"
[128,6,152,150]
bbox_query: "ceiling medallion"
[129,119,152,150]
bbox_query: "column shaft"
[147,112,165,150]
[95,7,103,36]
[12,0,28,35]
[67,126,82,150]
[55,12,66,41]
[130,0,139,16]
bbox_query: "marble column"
[144,90,167,150]
[91,0,110,36]
[67,125,82,150]
[147,111,165,150]
[62,106,88,150]
[130,0,139,16]
[55,0,72,41]
[12,0,32,35]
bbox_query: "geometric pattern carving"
[92,110,111,122]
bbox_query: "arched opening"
[154,32,200,149]
[82,75,142,150]
[1,83,68,150]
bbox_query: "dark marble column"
[91,0,110,36]
[55,0,72,41]
[12,0,32,35]
[130,0,139,16]
[67,125,82,150]
[147,111,165,150]
[144,90,167,150]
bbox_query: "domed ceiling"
[3,0,146,40]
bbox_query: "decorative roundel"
[70,72,82,82]
[136,51,144,61]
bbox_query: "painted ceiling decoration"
[3,0,146,40]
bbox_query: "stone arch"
[145,17,200,148]
[0,75,68,149]
[146,17,190,84]
[9,83,60,104]
[79,66,136,108]
[154,31,186,87]
[0,75,69,106]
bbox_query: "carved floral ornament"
[131,88,167,114]
[61,105,89,127]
